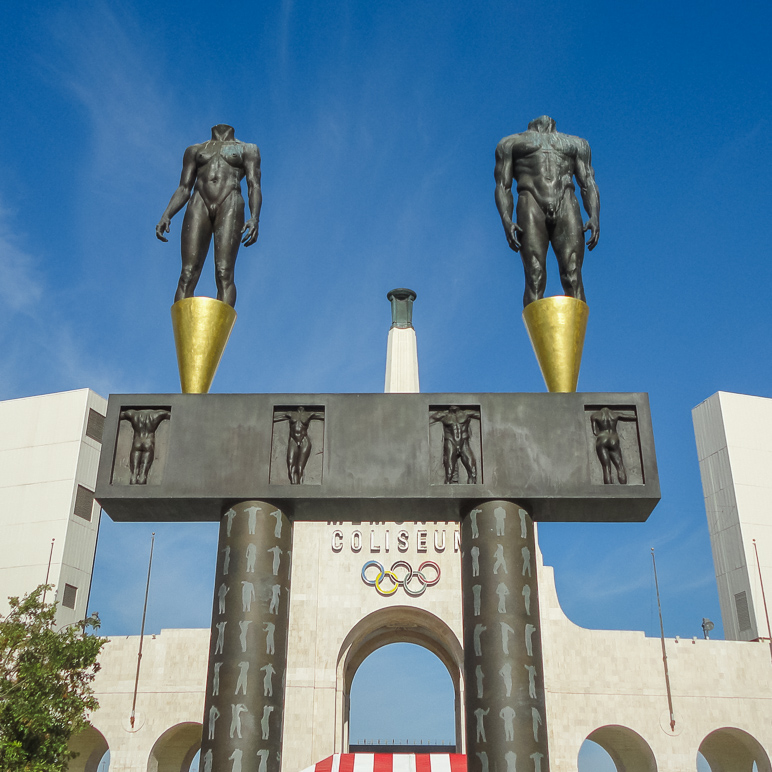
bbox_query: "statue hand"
[506,222,523,252]
[241,218,259,247]
[155,217,171,243]
[583,219,599,250]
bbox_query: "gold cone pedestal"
[522,296,589,393]
[171,297,237,394]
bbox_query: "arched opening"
[146,722,202,772]
[337,606,464,753]
[580,725,657,772]
[349,642,456,751]
[699,727,770,772]
[578,739,616,771]
[67,725,109,772]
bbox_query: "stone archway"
[67,725,109,772]
[584,725,657,772]
[147,722,202,772]
[336,606,465,753]
[699,727,771,772]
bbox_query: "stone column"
[461,501,549,772]
[198,501,292,772]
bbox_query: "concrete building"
[5,378,772,770]
[0,388,106,628]
[692,391,772,643]
[70,525,772,772]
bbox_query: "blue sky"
[2,0,771,766]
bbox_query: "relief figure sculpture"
[494,115,600,307]
[430,406,481,484]
[590,407,637,484]
[274,407,324,484]
[156,124,261,308]
[119,409,170,485]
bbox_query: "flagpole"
[752,539,772,664]
[130,532,155,729]
[652,548,676,732]
[42,538,55,605]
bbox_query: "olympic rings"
[361,560,441,597]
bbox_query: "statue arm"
[590,414,600,436]
[494,138,523,252]
[273,413,290,423]
[152,410,172,427]
[241,144,262,247]
[613,410,637,421]
[156,145,198,242]
[575,139,600,250]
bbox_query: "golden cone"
[522,296,589,393]
[171,297,237,394]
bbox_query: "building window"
[735,591,752,632]
[73,485,94,521]
[62,584,77,609]
[85,409,105,443]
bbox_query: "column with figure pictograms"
[461,501,548,772]
[198,501,292,772]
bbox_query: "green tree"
[0,585,105,771]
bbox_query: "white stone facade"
[76,529,772,771]
[0,388,106,628]
[693,391,772,642]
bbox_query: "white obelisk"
[384,288,420,393]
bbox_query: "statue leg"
[460,443,478,484]
[552,196,585,302]
[128,449,141,484]
[609,445,627,484]
[596,442,613,484]
[297,437,312,483]
[137,447,154,485]
[286,440,299,484]
[177,195,212,302]
[213,191,245,308]
[516,193,549,307]
[199,502,293,772]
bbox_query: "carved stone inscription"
[111,407,171,486]
[269,406,325,485]
[585,405,643,485]
[429,405,483,485]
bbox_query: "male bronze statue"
[119,408,171,485]
[156,124,262,308]
[494,116,600,307]
[430,406,481,484]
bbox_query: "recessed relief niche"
[429,404,483,485]
[111,407,171,486]
[269,406,325,485]
[584,405,644,485]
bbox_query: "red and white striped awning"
[299,754,466,772]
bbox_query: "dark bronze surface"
[462,502,548,772]
[116,408,170,485]
[430,406,481,484]
[95,392,659,524]
[273,407,325,484]
[495,116,600,308]
[199,501,292,772]
[156,124,262,309]
[590,407,638,485]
